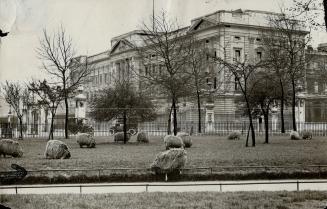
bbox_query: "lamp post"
[7,108,13,138]
[205,79,215,133]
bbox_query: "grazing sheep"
[163,135,184,150]
[114,132,131,142]
[136,131,149,143]
[76,133,96,148]
[45,140,71,159]
[227,131,241,140]
[0,139,23,158]
[301,131,313,140]
[150,148,187,174]
[290,131,301,140]
[177,132,192,148]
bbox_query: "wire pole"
[152,0,155,31]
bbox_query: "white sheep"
[114,132,131,142]
[44,140,71,159]
[0,139,23,158]
[177,132,192,148]
[76,133,96,148]
[163,135,184,150]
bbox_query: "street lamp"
[205,77,215,133]
[7,108,13,138]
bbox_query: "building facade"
[72,9,327,133]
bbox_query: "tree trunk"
[245,97,255,147]
[172,98,178,136]
[245,124,250,147]
[196,89,202,134]
[291,79,297,131]
[167,105,173,135]
[262,107,269,144]
[123,110,127,144]
[19,117,23,140]
[49,113,55,140]
[64,96,69,139]
[279,78,285,133]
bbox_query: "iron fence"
[1,121,327,138]
[1,180,327,194]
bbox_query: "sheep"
[290,131,301,140]
[76,133,96,148]
[44,140,71,159]
[227,131,241,140]
[0,139,23,158]
[150,148,187,175]
[163,135,184,150]
[114,132,131,142]
[176,132,192,148]
[301,131,313,140]
[136,131,149,143]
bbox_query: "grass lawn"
[1,191,327,209]
[1,135,327,172]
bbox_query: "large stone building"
[2,9,326,137]
[74,9,324,132]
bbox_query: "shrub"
[68,119,94,135]
[290,131,301,140]
[301,131,313,140]
[0,139,23,158]
[114,132,131,142]
[227,131,241,140]
[76,133,96,148]
[177,132,192,148]
[163,135,184,150]
[136,131,149,143]
[44,140,71,159]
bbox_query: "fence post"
[219,184,222,192]
[15,186,18,194]
[98,169,101,182]
[80,185,82,194]
[296,181,299,191]
[145,184,149,192]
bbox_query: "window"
[145,66,148,75]
[256,51,262,61]
[234,36,241,41]
[99,74,102,84]
[214,77,217,89]
[104,74,107,83]
[256,38,261,42]
[234,49,241,62]
[234,76,238,91]
[314,82,319,93]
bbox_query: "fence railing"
[2,121,327,138]
[1,180,327,194]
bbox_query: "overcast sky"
[0,0,326,82]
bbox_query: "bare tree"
[289,0,326,30]
[90,77,156,144]
[134,11,193,136]
[1,81,30,139]
[268,13,310,131]
[261,32,292,133]
[36,26,91,139]
[28,80,64,140]
[212,55,264,147]
[185,38,209,134]
[247,71,280,144]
